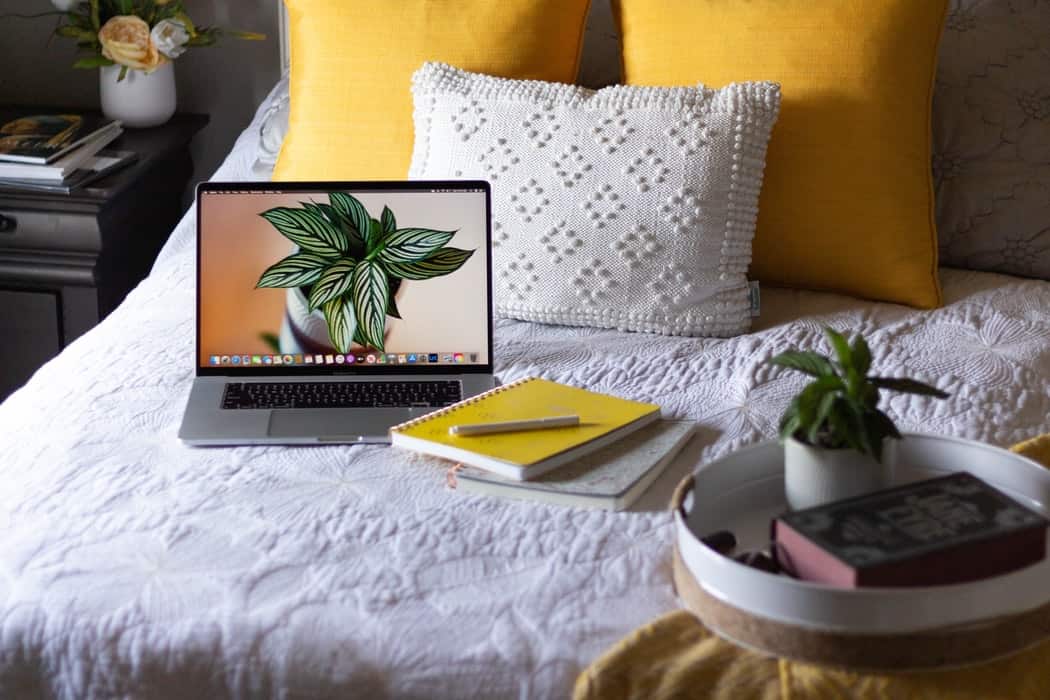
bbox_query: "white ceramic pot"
[278,286,398,355]
[279,286,332,354]
[783,436,896,510]
[99,62,177,128]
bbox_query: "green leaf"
[351,260,390,351]
[779,397,802,441]
[381,206,396,234]
[845,366,863,400]
[861,410,890,462]
[308,258,357,310]
[352,325,368,347]
[871,409,902,441]
[869,377,949,399]
[826,397,861,451]
[259,331,280,353]
[260,207,344,257]
[851,334,872,376]
[809,390,838,446]
[301,202,349,253]
[329,192,370,242]
[387,290,402,319]
[322,295,357,354]
[843,399,874,456]
[383,247,475,280]
[65,13,91,30]
[366,217,383,253]
[377,228,457,265]
[226,29,267,40]
[73,55,115,69]
[256,252,330,288]
[824,327,852,371]
[185,30,220,47]
[769,350,835,378]
[90,0,100,30]
[56,25,94,40]
[796,375,842,430]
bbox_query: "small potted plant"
[256,192,476,354]
[771,327,949,510]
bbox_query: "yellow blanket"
[574,434,1050,700]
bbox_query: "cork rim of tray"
[672,544,1050,671]
[670,433,1050,670]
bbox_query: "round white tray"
[673,433,1050,668]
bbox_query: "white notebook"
[446,420,698,510]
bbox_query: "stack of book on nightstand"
[0,110,135,193]
[390,377,698,510]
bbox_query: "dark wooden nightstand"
[0,113,208,400]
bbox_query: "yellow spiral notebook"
[389,377,661,480]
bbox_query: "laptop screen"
[196,181,492,375]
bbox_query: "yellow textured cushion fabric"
[613,0,947,308]
[275,0,591,181]
[574,433,1050,700]
[574,610,1050,700]
[1013,433,1050,467]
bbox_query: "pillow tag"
[749,281,761,317]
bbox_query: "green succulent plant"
[256,192,474,353]
[770,327,949,462]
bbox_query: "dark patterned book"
[0,111,120,164]
[772,472,1049,588]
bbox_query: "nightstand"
[0,113,208,400]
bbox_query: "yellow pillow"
[613,0,947,308]
[275,0,592,182]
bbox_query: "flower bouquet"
[38,0,264,127]
[49,0,264,79]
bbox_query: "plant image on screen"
[256,192,474,352]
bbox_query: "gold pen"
[449,415,580,436]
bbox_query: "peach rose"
[98,15,165,72]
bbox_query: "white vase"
[278,285,399,355]
[783,436,896,511]
[99,62,176,128]
[279,286,333,355]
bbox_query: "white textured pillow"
[409,62,781,337]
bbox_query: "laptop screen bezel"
[195,180,494,377]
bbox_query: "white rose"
[51,0,79,10]
[150,18,190,60]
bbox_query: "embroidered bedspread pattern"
[1,84,1049,699]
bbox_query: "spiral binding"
[389,376,538,433]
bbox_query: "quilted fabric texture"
[934,0,1050,279]
[2,83,1050,699]
[273,0,591,181]
[409,63,781,337]
[614,0,947,309]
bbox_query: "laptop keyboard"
[221,381,462,410]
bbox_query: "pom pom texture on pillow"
[409,63,781,337]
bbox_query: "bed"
[2,6,1049,699]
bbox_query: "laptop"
[179,180,496,445]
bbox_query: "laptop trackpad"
[268,408,415,441]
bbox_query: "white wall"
[0,0,281,199]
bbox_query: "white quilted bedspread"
[1,84,1049,699]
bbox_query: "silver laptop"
[179,180,495,445]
